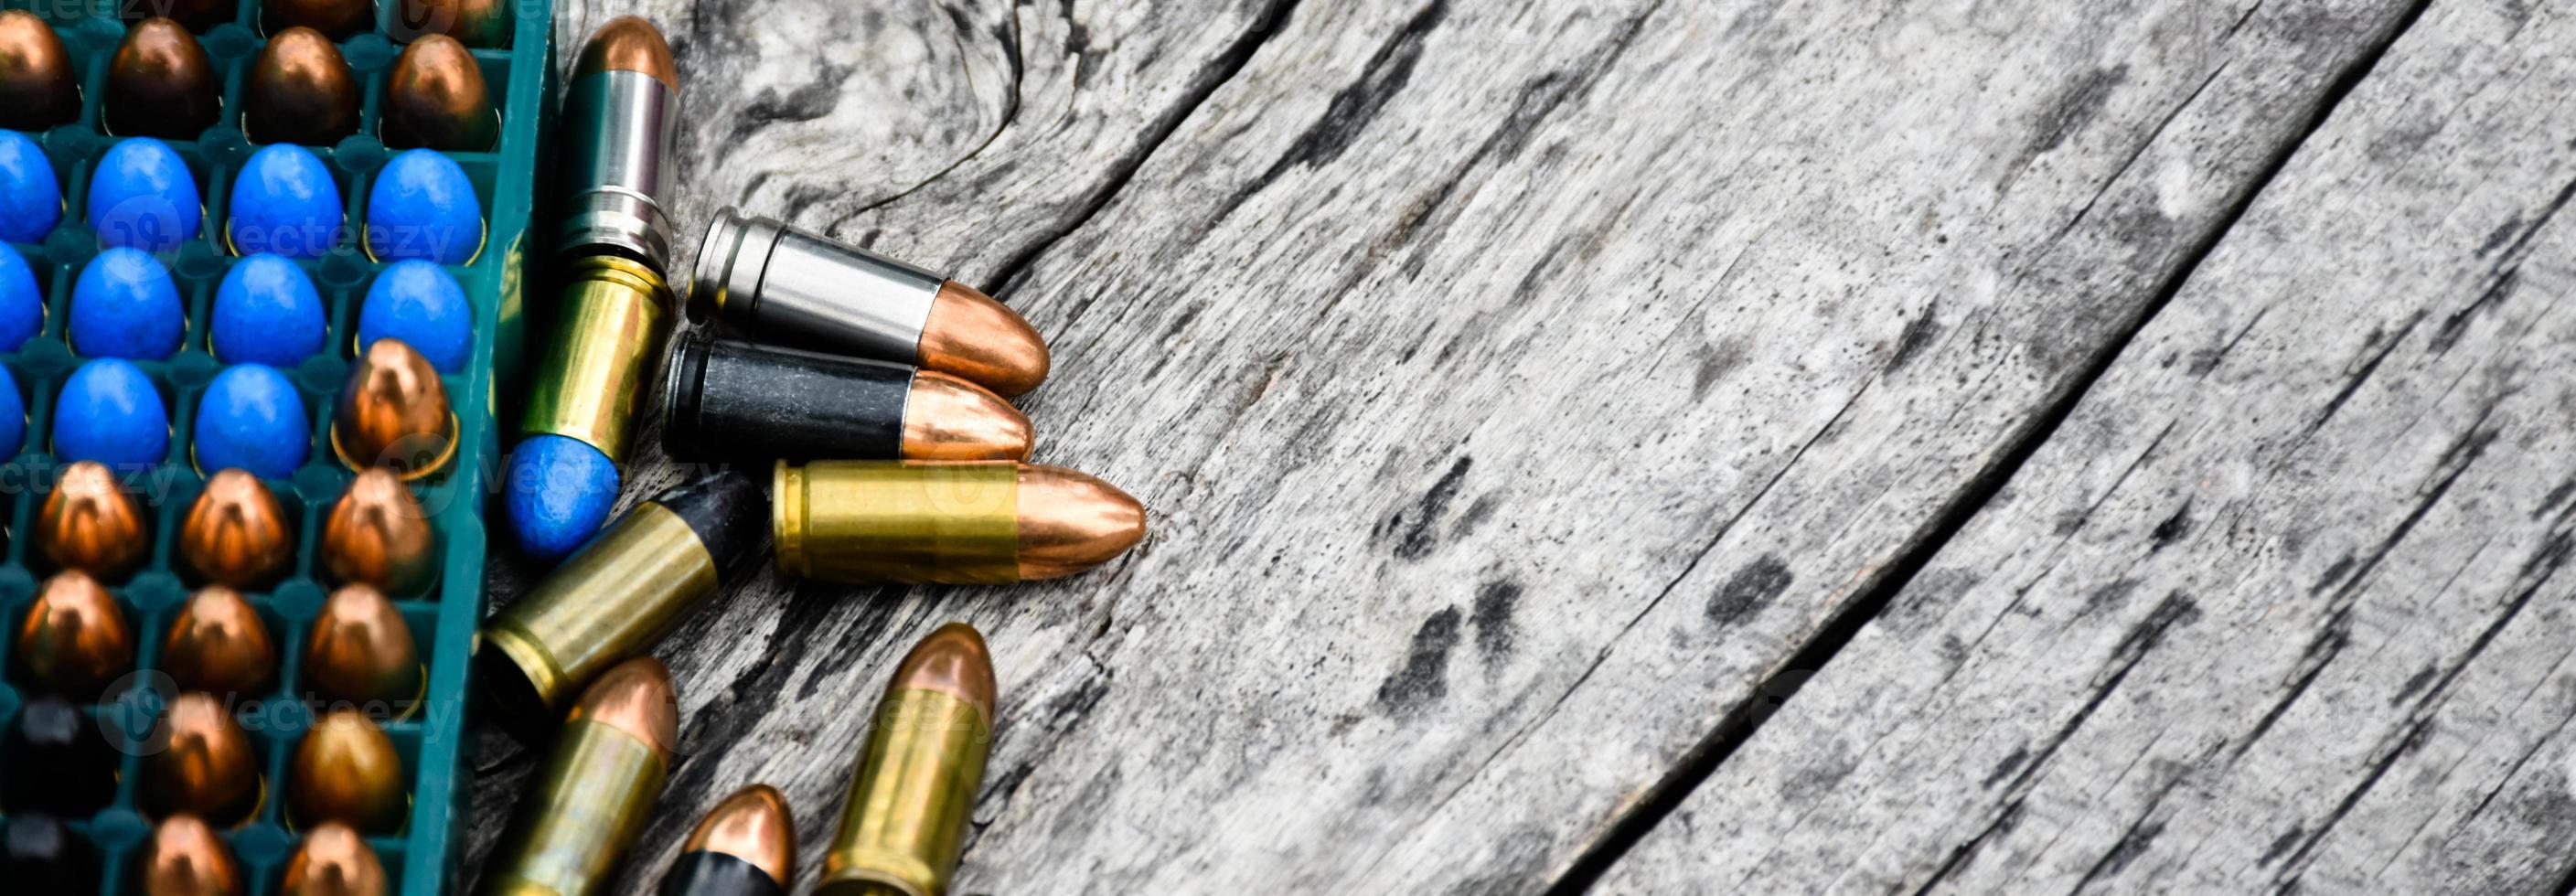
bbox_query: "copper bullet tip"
[320,469,439,594]
[144,815,244,896]
[14,571,135,699]
[163,586,278,697]
[144,692,262,825]
[0,11,80,130]
[918,281,1050,397]
[263,0,373,40]
[1015,465,1146,581]
[573,16,675,91]
[245,27,360,145]
[682,784,796,887]
[902,371,1034,461]
[181,469,296,588]
[334,338,456,480]
[38,460,150,581]
[570,656,679,762]
[283,822,388,896]
[303,583,423,711]
[382,34,495,151]
[892,622,996,719]
[290,709,407,833]
[107,17,219,138]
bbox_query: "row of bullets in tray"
[1,8,501,152]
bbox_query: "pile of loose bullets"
[472,16,1147,896]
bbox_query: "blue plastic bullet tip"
[506,434,621,562]
[0,130,62,245]
[228,144,344,259]
[194,363,312,479]
[212,253,329,367]
[54,357,170,468]
[70,246,184,360]
[0,365,25,461]
[87,137,201,252]
[0,244,40,352]
[365,149,483,265]
[357,259,472,373]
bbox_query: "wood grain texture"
[1601,1,2576,892]
[456,0,2459,892]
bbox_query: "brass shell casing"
[476,503,716,732]
[774,462,1020,585]
[519,255,670,462]
[817,693,990,896]
[479,660,675,896]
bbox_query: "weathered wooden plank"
[1600,1,2576,892]
[459,0,2436,892]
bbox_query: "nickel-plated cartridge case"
[479,657,677,896]
[477,470,763,740]
[690,208,1051,396]
[556,16,677,267]
[661,336,1031,464]
[774,461,1144,585]
[817,623,994,896]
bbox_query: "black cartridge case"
[663,337,910,461]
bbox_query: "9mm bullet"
[774,461,1146,585]
[244,26,359,145]
[382,34,497,151]
[662,336,1031,464]
[479,657,678,896]
[693,208,1051,397]
[661,784,794,896]
[817,624,995,896]
[508,16,679,559]
[143,815,243,896]
[476,470,763,741]
[180,469,296,589]
[0,11,80,131]
[106,17,219,138]
[13,571,134,699]
[161,585,277,696]
[37,460,148,581]
[283,822,389,896]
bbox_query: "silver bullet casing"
[689,208,945,364]
[561,68,679,268]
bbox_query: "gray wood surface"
[1601,0,2576,892]
[448,0,2575,892]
